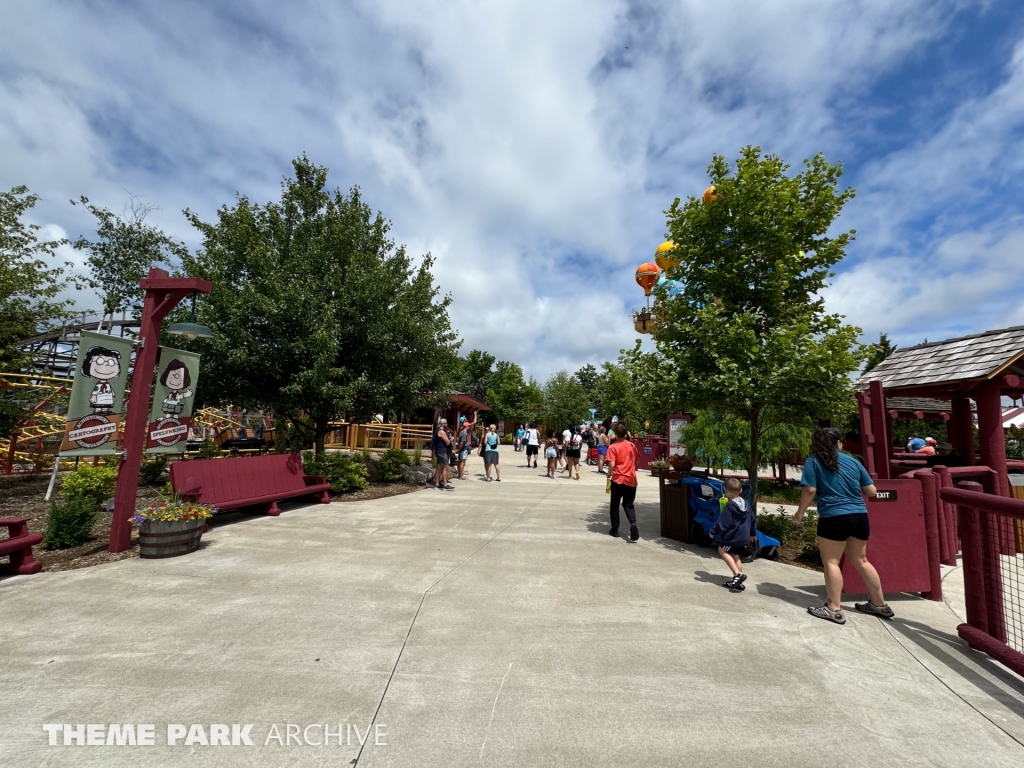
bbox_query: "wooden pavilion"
[855,325,1024,494]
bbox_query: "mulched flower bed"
[1,474,425,573]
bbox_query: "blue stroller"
[682,476,780,560]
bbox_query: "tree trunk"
[748,412,760,511]
[314,416,329,455]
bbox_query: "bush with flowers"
[130,500,215,527]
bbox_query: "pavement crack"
[351,487,558,766]
[479,662,513,760]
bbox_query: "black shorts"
[817,513,870,542]
[526,445,539,456]
[435,451,449,464]
[566,449,581,459]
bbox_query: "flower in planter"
[129,500,216,526]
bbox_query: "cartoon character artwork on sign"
[59,331,134,456]
[82,346,121,414]
[147,349,201,453]
[159,359,193,416]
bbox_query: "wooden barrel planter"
[139,519,205,559]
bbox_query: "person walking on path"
[711,477,756,592]
[515,425,525,452]
[795,427,894,624]
[606,423,640,540]
[483,424,502,481]
[596,426,609,474]
[525,422,540,468]
[544,431,558,478]
[432,419,454,491]
[565,426,583,480]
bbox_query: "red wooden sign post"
[108,268,211,553]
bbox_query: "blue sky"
[3,0,1024,379]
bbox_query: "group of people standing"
[430,415,502,490]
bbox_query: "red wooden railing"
[940,482,1024,677]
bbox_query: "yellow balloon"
[654,241,678,271]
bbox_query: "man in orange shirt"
[605,423,640,541]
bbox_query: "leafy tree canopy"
[540,370,591,433]
[71,194,188,320]
[179,156,461,452]
[657,146,864,501]
[1,186,73,436]
[486,360,542,425]
[458,349,497,402]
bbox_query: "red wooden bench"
[170,453,330,516]
[0,517,43,575]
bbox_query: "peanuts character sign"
[59,331,134,455]
[159,359,193,417]
[147,348,201,453]
[82,346,121,414]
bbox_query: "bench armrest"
[303,474,327,486]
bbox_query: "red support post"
[974,382,1008,497]
[856,391,876,478]
[915,470,943,602]
[949,395,975,466]
[955,481,988,633]
[869,381,890,479]
[108,268,211,553]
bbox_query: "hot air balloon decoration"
[702,185,721,204]
[635,262,660,296]
[654,241,678,271]
[632,308,657,334]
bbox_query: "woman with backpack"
[482,424,501,481]
[565,426,583,480]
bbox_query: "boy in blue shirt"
[710,477,756,592]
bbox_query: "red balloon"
[635,262,660,296]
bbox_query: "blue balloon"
[668,280,685,298]
[656,275,668,289]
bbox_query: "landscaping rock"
[402,465,433,485]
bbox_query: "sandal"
[808,604,846,625]
[855,602,895,620]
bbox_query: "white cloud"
[1,0,1019,382]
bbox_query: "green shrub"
[302,452,369,493]
[44,495,98,549]
[198,440,223,459]
[139,456,168,485]
[376,448,410,482]
[757,481,802,505]
[757,508,818,560]
[501,433,514,445]
[413,444,423,466]
[61,463,118,508]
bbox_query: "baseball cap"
[925,437,937,445]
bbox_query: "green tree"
[540,370,590,432]
[458,349,497,401]
[573,363,600,413]
[680,411,811,477]
[657,147,864,503]
[71,194,188,323]
[486,360,540,424]
[863,332,896,373]
[1,186,72,436]
[180,156,461,453]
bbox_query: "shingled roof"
[856,326,1024,392]
[885,397,951,412]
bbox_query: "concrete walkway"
[2,446,1024,766]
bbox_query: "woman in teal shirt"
[795,427,894,624]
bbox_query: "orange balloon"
[702,185,721,204]
[654,241,678,271]
[635,262,660,296]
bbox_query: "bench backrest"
[170,453,308,506]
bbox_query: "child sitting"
[710,477,756,592]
